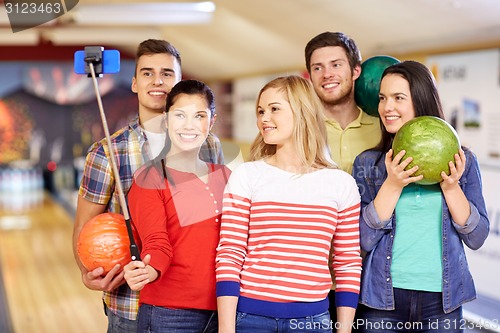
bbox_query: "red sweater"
[128,163,230,310]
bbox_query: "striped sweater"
[215,161,361,318]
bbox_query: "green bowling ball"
[355,55,400,117]
[392,116,460,185]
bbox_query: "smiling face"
[308,46,360,105]
[256,87,294,148]
[378,73,416,134]
[166,93,214,155]
[131,53,181,117]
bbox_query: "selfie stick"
[84,56,141,262]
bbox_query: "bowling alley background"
[0,60,137,213]
[427,50,500,309]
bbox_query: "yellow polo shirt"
[327,109,381,292]
[326,108,381,174]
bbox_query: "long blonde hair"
[248,75,336,172]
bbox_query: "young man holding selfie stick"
[72,39,223,333]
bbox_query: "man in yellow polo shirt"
[305,31,381,175]
[305,31,382,331]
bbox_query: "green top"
[391,183,443,292]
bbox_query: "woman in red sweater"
[123,79,231,333]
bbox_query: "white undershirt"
[144,130,167,158]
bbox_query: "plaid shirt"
[79,116,224,320]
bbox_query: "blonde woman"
[216,75,362,333]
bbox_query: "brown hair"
[134,39,182,77]
[305,31,361,75]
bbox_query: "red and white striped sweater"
[216,161,361,318]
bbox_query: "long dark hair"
[374,60,445,154]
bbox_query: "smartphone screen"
[74,49,120,74]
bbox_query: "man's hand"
[81,264,125,292]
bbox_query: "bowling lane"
[0,192,107,333]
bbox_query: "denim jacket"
[352,148,489,314]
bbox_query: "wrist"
[381,180,404,195]
[440,182,461,193]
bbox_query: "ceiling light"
[0,28,39,45]
[70,2,216,25]
[43,27,162,45]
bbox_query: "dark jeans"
[137,304,217,333]
[235,311,331,333]
[104,302,138,333]
[356,288,463,333]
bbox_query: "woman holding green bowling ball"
[352,60,489,333]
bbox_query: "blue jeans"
[356,288,463,333]
[137,304,217,333]
[105,303,137,333]
[235,311,331,333]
